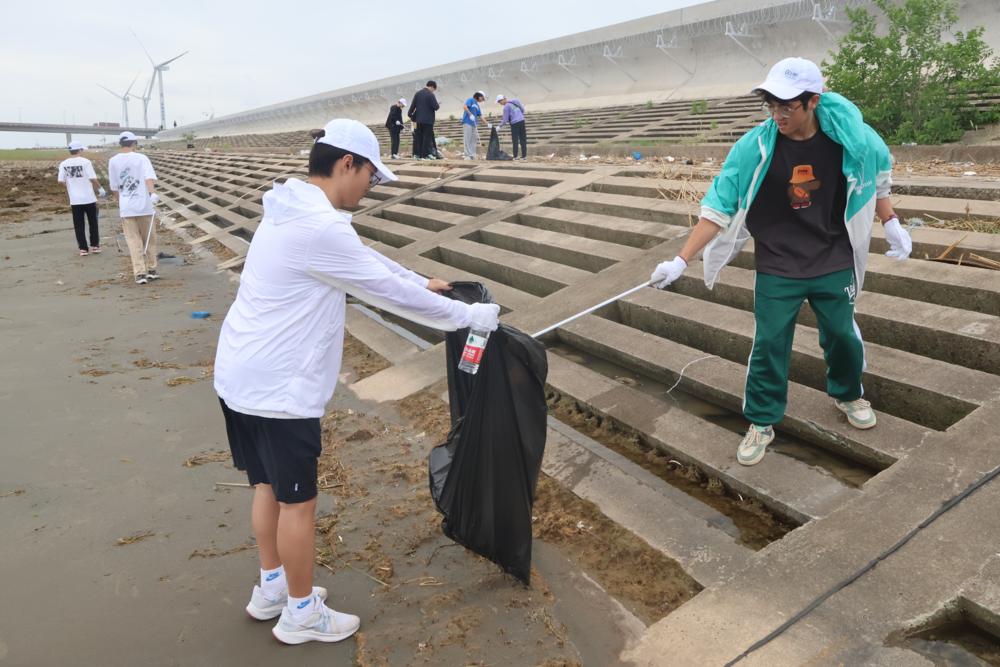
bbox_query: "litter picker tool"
[101,197,123,253]
[531,280,656,338]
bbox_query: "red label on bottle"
[461,333,487,365]
[461,343,485,365]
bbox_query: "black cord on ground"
[723,462,1000,667]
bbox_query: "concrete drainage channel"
[150,151,1000,663]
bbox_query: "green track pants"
[743,268,865,426]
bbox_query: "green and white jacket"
[700,92,892,290]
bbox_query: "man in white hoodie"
[214,119,499,645]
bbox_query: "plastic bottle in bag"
[458,329,490,374]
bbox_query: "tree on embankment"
[822,0,1000,144]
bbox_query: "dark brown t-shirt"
[746,129,853,279]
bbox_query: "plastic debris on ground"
[428,282,548,587]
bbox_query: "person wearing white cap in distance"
[58,141,105,256]
[213,118,499,645]
[650,57,907,467]
[495,94,528,160]
[385,98,407,160]
[461,91,491,160]
[108,131,160,283]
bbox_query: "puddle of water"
[548,342,875,489]
[548,397,792,550]
[905,620,1000,667]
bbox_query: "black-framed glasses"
[362,162,381,187]
[760,102,803,119]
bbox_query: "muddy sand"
[0,163,698,666]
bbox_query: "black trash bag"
[486,127,513,161]
[428,282,548,587]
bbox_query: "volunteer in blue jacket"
[461,91,491,160]
[651,58,912,467]
[214,118,499,644]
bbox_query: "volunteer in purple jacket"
[495,94,528,161]
[214,118,500,645]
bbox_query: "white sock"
[287,593,317,622]
[260,566,285,598]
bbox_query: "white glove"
[396,121,402,126]
[468,303,501,332]
[149,193,159,206]
[651,257,688,289]
[883,216,911,260]
[487,123,493,129]
[97,187,106,198]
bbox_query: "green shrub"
[823,0,1000,144]
[645,100,654,110]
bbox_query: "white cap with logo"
[398,98,407,106]
[314,119,397,184]
[68,141,85,151]
[752,57,824,100]
[118,131,137,142]
[495,94,506,104]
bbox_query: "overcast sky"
[0,0,711,149]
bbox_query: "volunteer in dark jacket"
[408,81,439,160]
[215,118,500,645]
[385,98,406,160]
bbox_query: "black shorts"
[219,398,322,504]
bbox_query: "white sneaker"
[246,585,328,621]
[271,595,360,644]
[835,398,877,429]
[737,424,774,466]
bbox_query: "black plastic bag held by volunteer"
[486,127,513,161]
[428,282,548,587]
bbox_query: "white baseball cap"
[398,98,407,106]
[752,57,823,100]
[475,90,486,99]
[119,131,137,141]
[68,141,85,150]
[315,119,397,184]
[495,94,506,104]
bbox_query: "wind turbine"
[97,71,142,127]
[131,29,187,129]
[131,74,154,129]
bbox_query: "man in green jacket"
[651,57,912,467]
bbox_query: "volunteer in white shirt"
[214,118,500,645]
[58,141,105,256]
[108,131,160,284]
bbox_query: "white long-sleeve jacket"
[214,178,472,418]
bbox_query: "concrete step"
[511,206,689,250]
[424,238,591,298]
[731,241,1000,318]
[473,221,643,273]
[350,215,430,248]
[545,190,698,226]
[546,353,859,525]
[439,179,533,202]
[677,259,1000,377]
[380,203,471,233]
[616,289,999,431]
[592,176,708,200]
[543,418,751,587]
[411,191,496,217]
[556,314,930,469]
[470,168,574,188]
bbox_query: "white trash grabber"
[531,280,657,339]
